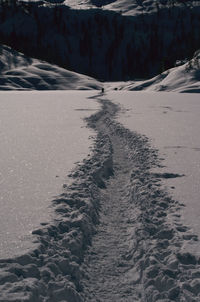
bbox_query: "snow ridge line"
[0,99,114,301]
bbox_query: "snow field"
[0,93,113,301]
[81,98,200,301]
[0,91,100,259]
[0,92,200,301]
[110,91,200,249]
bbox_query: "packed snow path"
[81,99,143,301]
[81,95,200,301]
[0,94,200,302]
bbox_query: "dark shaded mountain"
[0,0,200,81]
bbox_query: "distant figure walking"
[101,87,104,94]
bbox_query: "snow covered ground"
[0,91,99,258]
[1,90,200,301]
[110,91,200,254]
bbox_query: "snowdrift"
[114,50,200,93]
[0,45,101,90]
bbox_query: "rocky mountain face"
[0,0,200,81]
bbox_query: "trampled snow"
[0,91,99,258]
[1,90,200,301]
[110,91,200,253]
[0,0,200,299]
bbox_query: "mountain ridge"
[0,0,200,81]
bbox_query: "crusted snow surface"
[0,45,101,90]
[1,94,200,301]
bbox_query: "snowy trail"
[81,96,200,302]
[1,94,200,301]
[81,99,143,301]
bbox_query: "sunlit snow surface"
[58,0,200,16]
[0,91,99,258]
[110,91,200,253]
[1,90,200,259]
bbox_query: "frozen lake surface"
[0,91,99,258]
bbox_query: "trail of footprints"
[82,99,200,301]
[0,97,200,301]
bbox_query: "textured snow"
[110,91,200,253]
[0,45,101,91]
[0,91,99,258]
[102,0,200,16]
[44,0,200,16]
[1,91,200,301]
[110,51,200,93]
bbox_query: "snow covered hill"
[0,43,199,92]
[0,45,101,90]
[0,37,199,93]
[110,50,200,93]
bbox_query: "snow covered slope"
[58,0,200,16]
[0,45,101,90]
[111,50,200,93]
[1,43,199,93]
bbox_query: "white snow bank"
[111,50,200,93]
[110,91,200,254]
[0,91,100,258]
[0,45,101,90]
